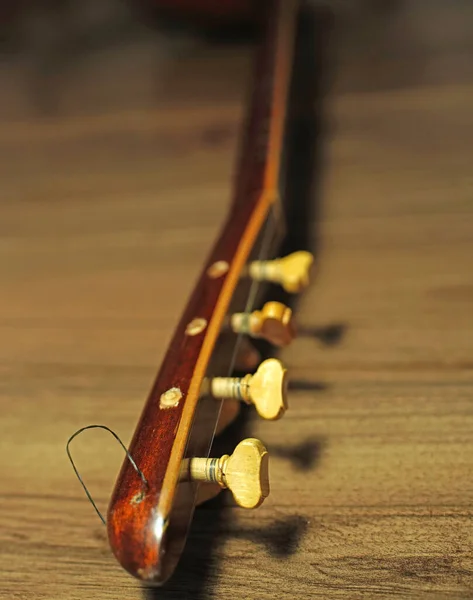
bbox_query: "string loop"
[66,424,148,525]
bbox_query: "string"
[209,204,278,449]
[66,424,148,525]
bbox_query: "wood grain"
[1,1,473,598]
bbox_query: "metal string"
[209,205,278,448]
[66,424,148,525]
[67,213,278,516]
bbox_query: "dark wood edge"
[106,0,298,584]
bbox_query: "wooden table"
[1,2,473,598]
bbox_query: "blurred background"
[1,1,473,599]
[1,0,472,119]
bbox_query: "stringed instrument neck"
[99,0,311,585]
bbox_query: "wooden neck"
[107,0,299,585]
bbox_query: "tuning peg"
[248,251,314,293]
[209,358,287,420]
[231,301,295,347]
[186,438,269,509]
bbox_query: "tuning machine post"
[206,358,287,420]
[231,301,295,347]
[248,251,314,293]
[182,438,269,509]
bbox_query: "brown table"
[1,2,473,598]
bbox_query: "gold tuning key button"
[210,358,288,420]
[186,438,269,509]
[248,251,314,293]
[231,301,295,347]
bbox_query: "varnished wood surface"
[1,2,473,598]
[107,1,296,583]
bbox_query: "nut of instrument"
[248,251,314,293]
[187,438,269,509]
[210,358,288,420]
[231,301,295,346]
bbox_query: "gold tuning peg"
[248,251,314,293]
[231,301,295,347]
[185,438,269,509]
[209,358,287,420]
